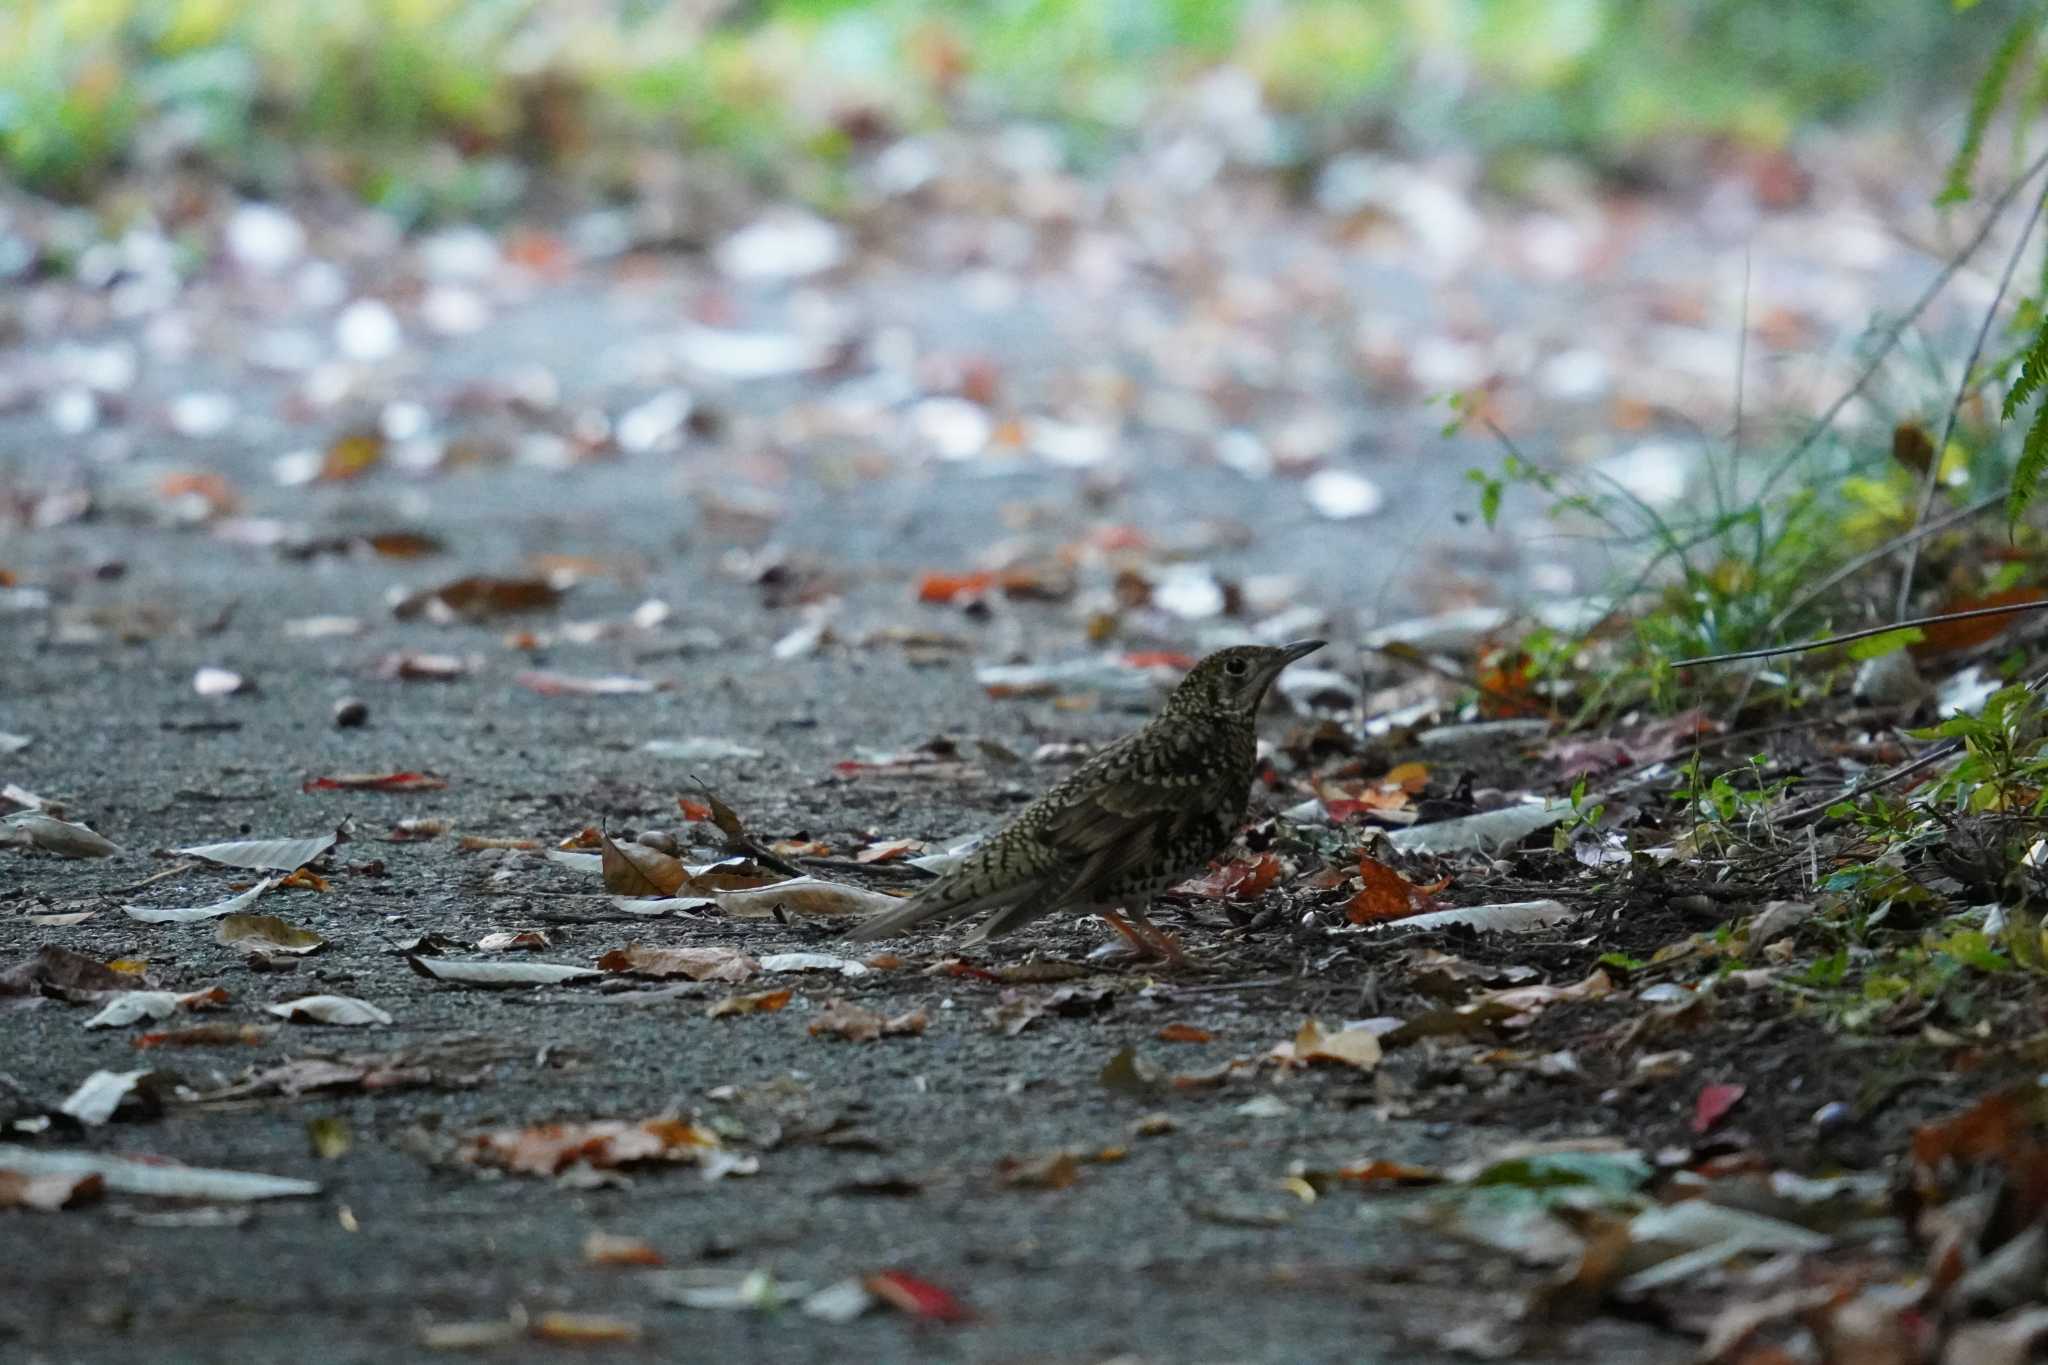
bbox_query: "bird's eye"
[1224,657,1249,677]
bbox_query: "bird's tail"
[842,878,1014,943]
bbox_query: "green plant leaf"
[1846,627,1925,660]
[1941,6,2041,205]
[2008,401,2048,525]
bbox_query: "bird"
[844,640,1325,960]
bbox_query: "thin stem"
[1764,489,2007,637]
[1672,596,2048,668]
[1894,170,2048,615]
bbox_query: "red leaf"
[1691,1083,1746,1135]
[916,570,998,604]
[864,1270,974,1323]
[677,797,713,821]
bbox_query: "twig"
[1895,170,2048,615]
[1671,596,2048,668]
[1771,741,1962,826]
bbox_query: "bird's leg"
[1106,900,1183,966]
[1097,906,1153,956]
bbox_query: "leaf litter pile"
[4,98,2046,1365]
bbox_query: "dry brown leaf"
[465,1117,720,1176]
[809,999,927,1042]
[0,1169,104,1212]
[597,945,758,983]
[601,833,686,896]
[706,988,793,1019]
[393,575,564,623]
[528,1313,641,1344]
[1271,1018,1382,1071]
[583,1231,664,1267]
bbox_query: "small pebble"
[333,697,369,728]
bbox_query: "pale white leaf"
[124,878,273,924]
[0,1144,318,1200]
[408,958,599,987]
[177,830,337,872]
[266,994,392,1026]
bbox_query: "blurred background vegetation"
[0,0,2013,217]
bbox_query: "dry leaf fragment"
[529,1313,641,1344]
[476,930,551,952]
[302,771,448,793]
[6,814,121,858]
[716,876,903,920]
[1177,853,1283,900]
[855,838,925,864]
[124,878,275,924]
[59,1069,169,1125]
[83,987,230,1028]
[464,1116,719,1176]
[996,1152,1080,1190]
[265,995,393,1026]
[584,1231,665,1267]
[808,999,926,1042]
[216,913,325,955]
[864,1270,974,1323]
[0,1169,103,1212]
[0,945,135,997]
[1156,1023,1213,1044]
[597,945,758,983]
[0,1145,318,1200]
[132,1022,274,1049]
[1347,856,1433,924]
[178,828,341,872]
[514,670,660,697]
[392,575,564,623]
[1271,1018,1382,1071]
[706,988,793,1019]
[407,957,599,988]
[600,833,686,896]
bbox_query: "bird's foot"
[1097,908,1189,968]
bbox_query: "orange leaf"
[676,797,713,822]
[1910,587,2048,656]
[1381,761,1430,794]
[1156,1023,1213,1044]
[1347,856,1424,924]
[1177,853,1282,900]
[917,570,997,604]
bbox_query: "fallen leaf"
[307,1116,351,1159]
[216,913,325,955]
[132,1022,275,1049]
[1348,856,1429,924]
[855,838,925,864]
[1178,853,1283,900]
[1386,801,1573,855]
[407,957,600,988]
[476,930,551,952]
[863,1270,974,1323]
[302,771,448,793]
[124,878,275,924]
[1912,587,2048,657]
[706,988,793,1018]
[265,995,393,1026]
[0,1168,103,1212]
[716,876,904,920]
[5,814,121,858]
[1382,899,1579,934]
[60,1069,169,1125]
[465,1116,720,1176]
[584,1231,665,1267]
[757,952,871,978]
[0,1146,316,1200]
[529,1313,640,1344]
[83,987,230,1028]
[1156,1023,1213,1044]
[1692,1083,1747,1135]
[995,1152,1080,1189]
[392,575,564,623]
[192,666,251,697]
[601,833,686,896]
[808,999,926,1042]
[0,945,134,997]
[177,828,341,872]
[514,670,660,697]
[597,945,758,982]
[1272,1018,1382,1071]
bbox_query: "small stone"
[332,698,369,729]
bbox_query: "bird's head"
[1164,640,1325,719]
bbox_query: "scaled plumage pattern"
[844,640,1324,953]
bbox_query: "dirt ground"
[0,139,2002,1362]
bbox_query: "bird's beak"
[1278,639,1326,664]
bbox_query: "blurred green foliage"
[0,0,2005,205]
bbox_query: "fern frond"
[2006,318,2048,419]
[2007,398,2048,526]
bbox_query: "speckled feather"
[844,641,1323,945]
